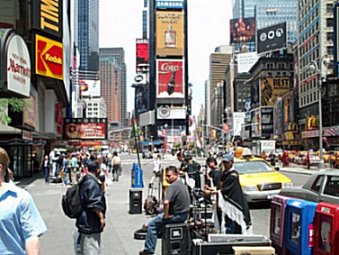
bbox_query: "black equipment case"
[192,234,271,255]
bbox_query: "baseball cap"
[222,154,234,162]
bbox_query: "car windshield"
[234,161,273,174]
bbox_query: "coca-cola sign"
[156,59,184,99]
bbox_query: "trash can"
[129,188,142,214]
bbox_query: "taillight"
[308,223,314,247]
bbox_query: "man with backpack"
[76,158,106,255]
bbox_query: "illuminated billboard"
[156,10,184,57]
[136,39,149,72]
[257,22,287,54]
[64,118,108,140]
[79,80,101,97]
[156,59,184,99]
[260,77,291,106]
[230,17,256,44]
[35,34,63,80]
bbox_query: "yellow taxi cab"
[233,148,293,203]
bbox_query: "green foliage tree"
[0,98,25,124]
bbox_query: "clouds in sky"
[99,0,232,115]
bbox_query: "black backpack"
[61,183,83,219]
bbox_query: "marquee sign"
[63,118,108,140]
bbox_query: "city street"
[19,154,312,255]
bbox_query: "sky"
[99,0,232,116]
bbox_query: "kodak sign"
[32,0,62,38]
[35,34,63,80]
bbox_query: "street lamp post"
[308,55,330,169]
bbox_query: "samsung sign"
[256,22,287,54]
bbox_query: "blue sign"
[156,0,184,9]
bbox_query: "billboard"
[260,77,290,106]
[156,59,184,99]
[79,80,101,97]
[257,22,287,54]
[32,0,63,38]
[156,10,184,56]
[136,39,149,72]
[155,0,184,9]
[230,17,256,44]
[35,34,63,80]
[135,84,149,115]
[237,52,258,73]
[261,107,274,137]
[64,118,108,140]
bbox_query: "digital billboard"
[135,84,149,115]
[261,107,274,137]
[35,34,63,80]
[257,22,287,54]
[156,59,184,99]
[230,17,256,44]
[79,80,101,97]
[136,39,149,72]
[260,77,290,106]
[64,118,108,140]
[156,10,184,57]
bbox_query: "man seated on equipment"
[140,166,190,255]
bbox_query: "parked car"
[233,156,293,203]
[280,170,339,204]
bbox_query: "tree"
[0,98,25,124]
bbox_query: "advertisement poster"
[79,80,101,97]
[230,17,256,44]
[135,85,149,114]
[156,59,184,99]
[136,39,149,72]
[261,107,274,136]
[156,10,184,56]
[257,22,287,54]
[260,77,290,106]
[64,118,107,140]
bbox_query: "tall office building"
[255,0,297,44]
[99,48,127,127]
[232,0,260,18]
[78,0,99,71]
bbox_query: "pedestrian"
[204,156,222,189]
[112,152,121,182]
[42,154,50,183]
[153,154,162,175]
[76,159,106,255]
[216,153,252,234]
[139,166,190,255]
[0,147,47,255]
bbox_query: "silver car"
[280,170,339,204]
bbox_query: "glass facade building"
[78,0,99,71]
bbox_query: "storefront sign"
[35,34,63,80]
[2,31,31,97]
[64,118,107,140]
[32,0,63,38]
[22,130,33,141]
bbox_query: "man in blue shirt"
[0,147,47,255]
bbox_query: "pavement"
[16,155,333,255]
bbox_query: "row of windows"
[300,91,318,106]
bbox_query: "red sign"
[136,39,149,72]
[157,59,184,99]
[35,34,63,80]
[64,123,106,140]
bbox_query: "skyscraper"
[78,0,99,71]
[99,48,127,127]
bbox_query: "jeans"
[43,166,50,182]
[112,165,120,181]
[80,233,101,255]
[144,212,188,253]
[225,217,241,234]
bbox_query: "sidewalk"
[18,164,161,255]
[280,162,333,175]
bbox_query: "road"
[20,153,309,255]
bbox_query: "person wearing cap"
[215,153,252,234]
[76,158,106,255]
[0,147,47,255]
